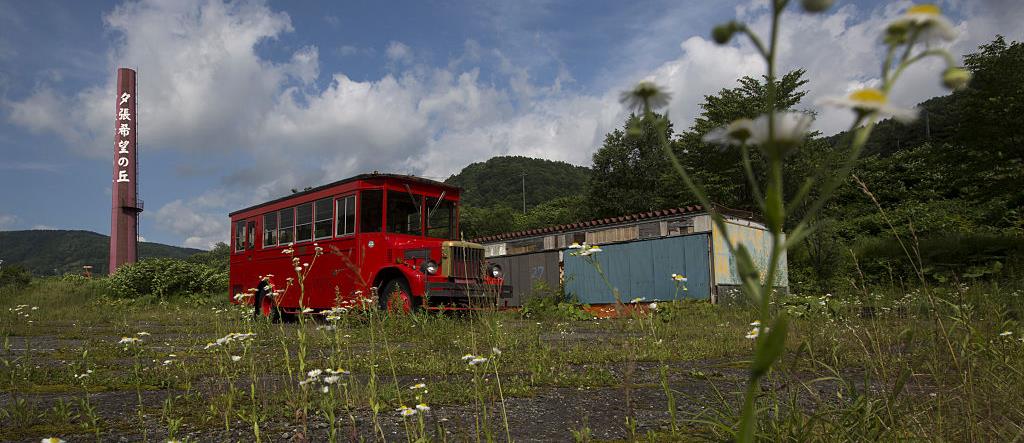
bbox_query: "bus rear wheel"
[380,279,419,313]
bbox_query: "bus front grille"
[448,245,484,280]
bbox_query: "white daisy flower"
[41,438,66,443]
[324,375,341,384]
[307,369,323,378]
[398,405,417,417]
[887,4,957,44]
[469,357,489,366]
[416,403,431,412]
[999,331,1013,337]
[702,118,756,146]
[301,307,314,313]
[704,112,813,156]
[649,302,658,311]
[231,355,242,362]
[620,81,671,113]
[819,88,918,123]
[461,354,476,361]
[568,242,584,249]
[745,328,760,340]
[410,383,427,390]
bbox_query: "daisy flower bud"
[801,0,833,13]
[941,67,971,90]
[712,21,739,45]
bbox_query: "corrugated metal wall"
[489,251,560,306]
[563,233,711,304]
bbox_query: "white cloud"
[0,214,17,230]
[338,45,358,56]
[32,224,56,230]
[385,41,413,63]
[6,87,81,141]
[645,36,766,131]
[154,198,228,249]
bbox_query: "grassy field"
[1,278,1023,442]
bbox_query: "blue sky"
[0,0,1020,248]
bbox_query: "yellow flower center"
[907,4,941,16]
[849,88,887,104]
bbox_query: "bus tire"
[380,278,419,313]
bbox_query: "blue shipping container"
[563,233,711,304]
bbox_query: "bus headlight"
[421,260,439,275]
[489,264,503,279]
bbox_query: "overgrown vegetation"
[1,277,1021,441]
[519,280,591,321]
[107,258,228,299]
[0,264,32,291]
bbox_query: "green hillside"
[0,230,203,276]
[444,156,590,209]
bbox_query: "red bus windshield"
[359,189,455,239]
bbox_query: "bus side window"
[360,190,383,233]
[279,207,295,245]
[263,213,278,248]
[296,203,313,242]
[314,198,333,240]
[336,195,356,236]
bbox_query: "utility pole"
[924,108,931,141]
[522,172,527,214]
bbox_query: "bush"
[520,280,591,321]
[108,258,228,299]
[0,264,32,290]
[853,234,1024,284]
[186,242,229,272]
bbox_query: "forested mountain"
[0,230,203,276]
[444,156,590,209]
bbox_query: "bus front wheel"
[380,279,419,313]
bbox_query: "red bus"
[228,172,511,317]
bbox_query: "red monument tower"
[109,68,142,274]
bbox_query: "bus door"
[245,219,257,262]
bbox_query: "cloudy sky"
[0,0,1020,249]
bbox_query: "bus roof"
[228,172,461,217]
